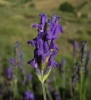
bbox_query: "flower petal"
[48,59,58,67]
[32,24,39,28]
[27,38,36,47]
[39,13,47,24]
[28,58,38,68]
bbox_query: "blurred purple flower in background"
[9,42,24,68]
[14,41,26,84]
[47,78,54,92]
[24,91,34,100]
[59,59,66,74]
[85,51,91,76]
[6,41,26,85]
[47,78,52,83]
[73,41,79,56]
[28,74,33,82]
[10,58,15,66]
[6,68,13,80]
[54,91,61,100]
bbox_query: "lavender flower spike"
[59,59,66,73]
[6,68,13,80]
[10,58,15,66]
[24,91,34,100]
[27,13,63,82]
[73,41,78,56]
[28,74,33,82]
[54,91,61,100]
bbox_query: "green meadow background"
[0,0,91,99]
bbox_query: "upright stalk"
[45,83,53,100]
[52,69,60,94]
[41,70,47,100]
[53,75,59,93]
[80,72,83,100]
[62,74,65,100]
[14,65,18,100]
[41,82,47,100]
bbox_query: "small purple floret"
[73,41,79,56]
[10,58,15,66]
[54,91,61,100]
[28,74,33,81]
[24,91,34,100]
[6,68,12,80]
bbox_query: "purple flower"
[10,58,15,66]
[85,51,91,76]
[28,74,33,81]
[27,13,63,70]
[47,78,52,83]
[11,42,25,68]
[9,42,26,84]
[74,41,78,49]
[46,14,63,40]
[32,14,47,33]
[73,41,78,56]
[48,86,54,92]
[61,59,66,66]
[6,68,12,80]
[54,91,61,100]
[28,58,38,68]
[24,91,34,100]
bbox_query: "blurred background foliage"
[0,0,91,99]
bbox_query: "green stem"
[41,82,47,100]
[83,76,89,100]
[53,75,60,96]
[14,82,15,100]
[41,70,47,100]
[13,80,18,100]
[62,65,66,100]
[45,83,53,100]
[53,76,59,92]
[13,65,18,100]
[80,72,83,100]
